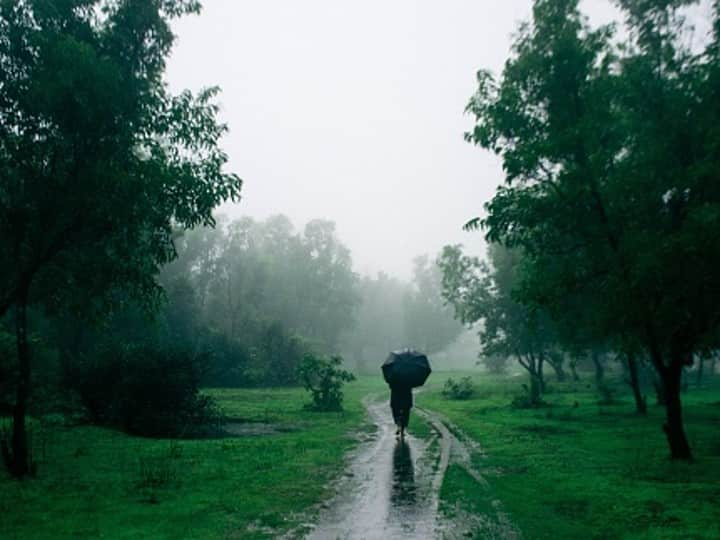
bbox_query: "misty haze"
[1,1,719,539]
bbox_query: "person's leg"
[391,404,401,435]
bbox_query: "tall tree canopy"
[169,215,360,358]
[464,0,720,459]
[0,0,240,476]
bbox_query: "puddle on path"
[305,400,446,540]
[298,398,520,540]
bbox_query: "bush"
[200,322,310,388]
[249,322,310,386]
[199,331,252,387]
[72,343,222,437]
[298,354,355,411]
[442,376,475,400]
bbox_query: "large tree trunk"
[661,364,692,460]
[626,353,647,415]
[648,341,693,460]
[517,353,542,406]
[5,287,32,477]
[537,354,546,393]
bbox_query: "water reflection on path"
[306,400,441,540]
[391,439,416,507]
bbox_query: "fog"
[165,1,706,279]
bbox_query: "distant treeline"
[0,213,463,438]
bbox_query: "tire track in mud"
[301,397,518,540]
[416,408,519,540]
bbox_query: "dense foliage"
[161,215,360,385]
[454,0,720,459]
[0,0,240,476]
[439,243,560,405]
[71,343,221,437]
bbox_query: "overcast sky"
[165,1,708,279]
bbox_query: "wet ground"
[299,397,520,540]
[305,400,447,540]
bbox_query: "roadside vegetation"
[0,377,386,539]
[424,371,720,539]
[2,0,720,538]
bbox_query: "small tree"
[439,243,554,406]
[298,354,355,412]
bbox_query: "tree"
[465,0,720,459]
[439,243,555,405]
[0,0,240,476]
[160,215,360,386]
[296,219,360,351]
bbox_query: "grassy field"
[422,371,720,540]
[2,370,718,539]
[0,376,387,539]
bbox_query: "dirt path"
[303,397,517,540]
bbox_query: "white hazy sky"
[165,1,709,279]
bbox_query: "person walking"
[389,382,413,439]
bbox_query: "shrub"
[298,354,355,411]
[72,343,222,437]
[442,376,475,400]
[200,322,310,388]
[249,322,310,386]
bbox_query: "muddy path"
[302,397,517,540]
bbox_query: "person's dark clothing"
[390,384,413,428]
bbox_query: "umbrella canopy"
[382,350,432,388]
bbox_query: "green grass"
[407,411,434,440]
[423,372,720,540]
[5,370,715,539]
[0,376,386,539]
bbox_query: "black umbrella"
[382,349,432,388]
